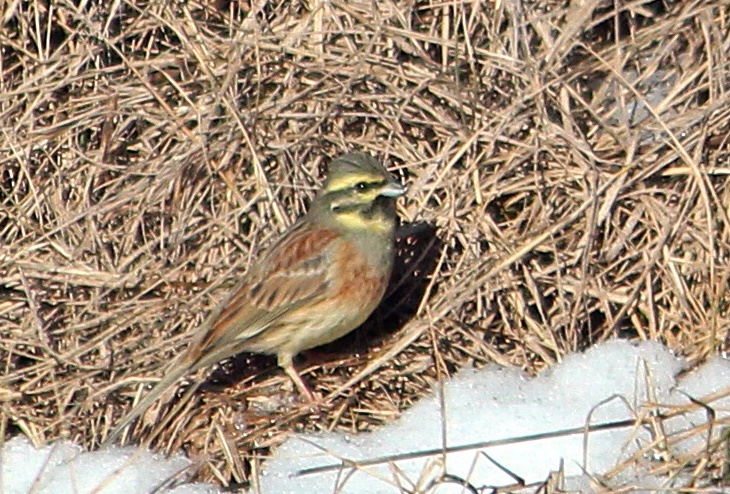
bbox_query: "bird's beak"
[380,180,407,198]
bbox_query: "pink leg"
[278,353,316,401]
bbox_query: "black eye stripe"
[353,180,384,192]
[325,178,393,213]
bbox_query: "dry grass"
[1,0,730,490]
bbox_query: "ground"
[1,0,729,489]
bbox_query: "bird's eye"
[355,182,368,191]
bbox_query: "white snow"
[3,339,729,493]
[258,340,730,493]
[0,437,220,494]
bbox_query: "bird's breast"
[272,237,392,354]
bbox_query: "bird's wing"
[104,221,341,444]
[186,220,341,369]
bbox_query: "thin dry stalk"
[1,0,729,489]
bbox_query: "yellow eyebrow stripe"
[326,173,383,192]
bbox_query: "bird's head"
[316,153,406,233]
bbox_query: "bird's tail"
[103,362,190,445]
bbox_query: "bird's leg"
[278,353,316,402]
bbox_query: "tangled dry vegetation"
[2,0,730,490]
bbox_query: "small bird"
[105,152,406,443]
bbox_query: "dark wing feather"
[186,220,340,370]
[103,220,340,443]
